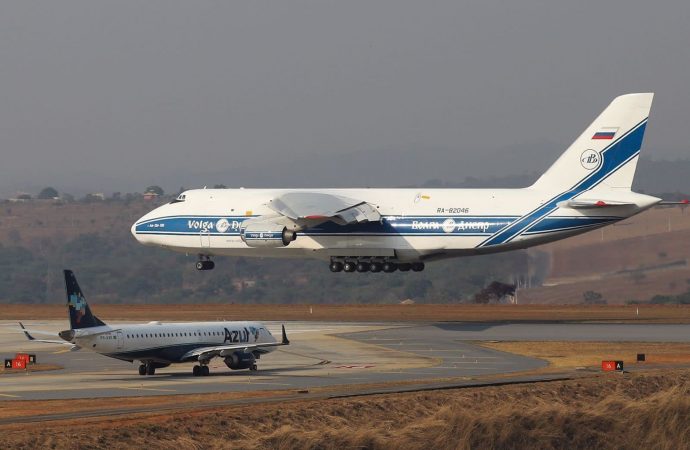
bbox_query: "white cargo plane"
[132,93,661,273]
[20,270,289,376]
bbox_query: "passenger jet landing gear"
[196,255,215,271]
[139,363,156,375]
[193,365,210,376]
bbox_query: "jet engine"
[240,221,296,247]
[224,351,256,370]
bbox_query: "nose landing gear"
[196,255,215,271]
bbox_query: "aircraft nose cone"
[130,222,138,239]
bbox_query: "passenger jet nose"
[130,221,139,241]
[131,207,165,246]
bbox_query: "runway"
[0,320,688,401]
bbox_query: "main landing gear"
[330,259,425,273]
[193,364,210,376]
[138,363,156,376]
[196,255,215,271]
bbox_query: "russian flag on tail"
[592,127,618,140]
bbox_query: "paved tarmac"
[0,320,687,401]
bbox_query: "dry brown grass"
[3,303,690,323]
[2,370,689,449]
[480,341,690,369]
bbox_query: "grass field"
[3,303,690,323]
[2,369,687,449]
[480,341,690,369]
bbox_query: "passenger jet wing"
[182,325,290,362]
[268,192,380,225]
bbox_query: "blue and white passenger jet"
[132,93,661,273]
[21,270,289,376]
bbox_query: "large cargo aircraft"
[20,270,289,376]
[132,93,660,273]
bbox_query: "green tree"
[37,187,59,199]
[145,185,165,196]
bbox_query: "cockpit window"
[169,193,186,204]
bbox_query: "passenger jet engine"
[224,352,256,370]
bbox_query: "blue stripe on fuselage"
[134,215,621,238]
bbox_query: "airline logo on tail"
[580,149,601,170]
[68,293,87,324]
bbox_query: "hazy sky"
[1,1,689,195]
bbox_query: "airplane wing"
[268,192,380,225]
[182,325,290,363]
[18,322,80,350]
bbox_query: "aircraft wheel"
[146,364,156,375]
[250,364,258,371]
[398,263,411,272]
[411,262,425,272]
[138,364,146,376]
[196,261,215,271]
[356,262,371,272]
[329,261,343,272]
[382,262,397,273]
[343,261,357,272]
[193,365,200,376]
[370,262,382,273]
[202,366,210,376]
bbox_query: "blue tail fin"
[64,270,106,330]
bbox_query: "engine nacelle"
[224,352,256,370]
[241,221,296,247]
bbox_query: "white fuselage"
[132,187,659,262]
[71,321,276,364]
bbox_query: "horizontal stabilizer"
[564,199,636,209]
[658,200,690,205]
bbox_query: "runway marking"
[0,393,20,398]
[120,387,178,393]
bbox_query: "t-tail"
[64,270,106,330]
[530,93,655,197]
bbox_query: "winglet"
[18,322,35,341]
[281,325,290,345]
